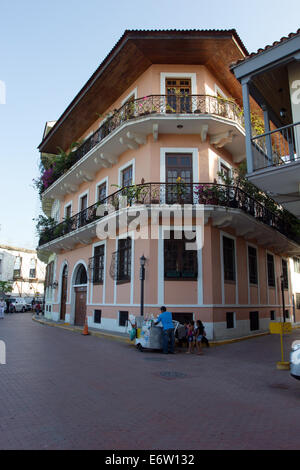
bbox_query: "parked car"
[24,297,34,311]
[290,340,300,380]
[8,298,27,313]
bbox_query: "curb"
[32,315,287,347]
[32,316,131,344]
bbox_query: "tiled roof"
[231,28,300,69]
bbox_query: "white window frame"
[158,224,203,307]
[90,240,107,305]
[118,159,135,188]
[215,84,228,99]
[118,310,129,327]
[51,199,60,223]
[121,87,138,106]
[160,73,197,112]
[266,251,277,305]
[226,311,236,329]
[220,231,238,305]
[78,190,89,213]
[160,147,199,194]
[64,202,73,219]
[218,158,233,183]
[246,243,260,305]
[160,73,197,95]
[95,177,108,204]
[114,231,135,307]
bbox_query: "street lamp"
[140,255,146,317]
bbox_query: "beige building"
[0,245,46,298]
[37,30,300,340]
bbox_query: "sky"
[0,0,300,250]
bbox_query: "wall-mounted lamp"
[52,281,58,289]
[280,108,287,119]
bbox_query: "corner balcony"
[38,182,300,256]
[41,95,246,200]
[250,122,300,217]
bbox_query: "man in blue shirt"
[155,306,175,354]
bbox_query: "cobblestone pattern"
[0,313,300,450]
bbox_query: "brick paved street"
[0,313,300,450]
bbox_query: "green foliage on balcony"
[33,142,82,197]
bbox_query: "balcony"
[41,95,246,199]
[250,122,300,217]
[38,182,300,255]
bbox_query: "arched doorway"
[74,264,88,326]
[60,265,68,321]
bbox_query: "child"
[186,321,195,354]
[195,320,204,355]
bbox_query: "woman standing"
[0,299,5,319]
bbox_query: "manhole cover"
[158,371,187,380]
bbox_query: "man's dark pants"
[162,328,175,354]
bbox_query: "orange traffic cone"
[82,315,90,336]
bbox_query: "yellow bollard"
[269,322,291,370]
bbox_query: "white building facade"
[0,245,46,298]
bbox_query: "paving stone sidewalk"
[1,312,300,450]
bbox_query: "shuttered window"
[164,232,198,280]
[97,182,107,203]
[117,238,132,283]
[248,246,258,285]
[45,261,54,288]
[223,236,236,282]
[282,259,289,290]
[267,254,275,287]
[92,245,105,284]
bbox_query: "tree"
[0,281,13,295]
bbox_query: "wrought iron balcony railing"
[251,121,300,171]
[43,95,243,191]
[38,182,300,246]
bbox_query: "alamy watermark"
[95,201,205,250]
[0,81,6,105]
[0,340,6,365]
[291,80,300,105]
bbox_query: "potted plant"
[194,184,207,204]
[166,103,175,114]
[126,101,136,120]
[175,176,187,203]
[150,103,158,114]
[150,186,160,204]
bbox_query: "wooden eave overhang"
[231,32,300,126]
[38,29,248,154]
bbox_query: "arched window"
[75,264,87,285]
